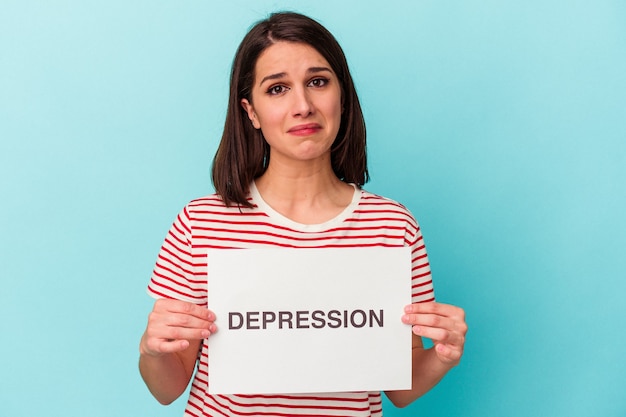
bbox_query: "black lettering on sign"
[246,311,260,329]
[227,309,384,330]
[296,311,309,329]
[327,310,342,328]
[278,311,293,329]
[350,309,367,328]
[311,310,326,328]
[370,309,383,328]
[229,312,244,330]
[262,311,276,329]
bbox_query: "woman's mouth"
[287,123,322,136]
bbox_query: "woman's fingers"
[404,301,465,320]
[403,303,467,336]
[141,299,217,356]
[434,341,464,363]
[402,301,467,365]
[154,298,215,321]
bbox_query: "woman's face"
[241,41,342,168]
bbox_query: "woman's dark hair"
[212,12,368,207]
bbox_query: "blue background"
[1,1,625,416]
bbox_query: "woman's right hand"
[140,298,217,357]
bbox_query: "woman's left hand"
[402,302,467,366]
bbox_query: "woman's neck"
[254,162,355,224]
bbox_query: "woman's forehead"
[253,42,333,83]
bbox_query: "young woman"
[139,12,467,416]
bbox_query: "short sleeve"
[406,216,435,304]
[147,205,207,305]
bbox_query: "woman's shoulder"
[357,188,420,225]
[359,188,413,214]
[358,189,424,242]
[180,191,258,218]
[186,192,226,209]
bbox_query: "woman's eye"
[309,78,328,88]
[268,85,287,95]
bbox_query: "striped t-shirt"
[148,183,435,417]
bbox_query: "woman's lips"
[287,123,322,136]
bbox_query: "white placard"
[207,247,412,394]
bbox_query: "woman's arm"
[139,299,216,405]
[139,339,202,404]
[385,302,467,408]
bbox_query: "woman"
[139,11,467,416]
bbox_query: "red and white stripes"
[147,186,434,416]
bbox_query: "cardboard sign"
[207,247,412,394]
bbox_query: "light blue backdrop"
[1,1,625,416]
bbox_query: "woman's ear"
[241,98,261,129]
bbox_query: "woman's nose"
[291,87,314,117]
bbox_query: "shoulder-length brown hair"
[212,12,368,207]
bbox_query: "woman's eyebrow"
[259,67,333,87]
[307,66,333,75]
[259,72,286,86]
